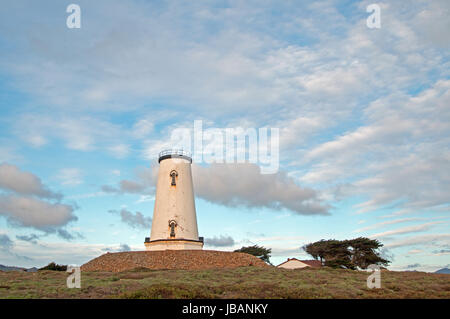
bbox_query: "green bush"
[39,262,67,271]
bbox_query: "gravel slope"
[81,250,270,272]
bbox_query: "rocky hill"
[81,250,269,272]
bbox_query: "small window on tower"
[170,170,178,186]
[169,220,177,238]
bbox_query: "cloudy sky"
[0,0,449,272]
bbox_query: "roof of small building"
[276,258,322,268]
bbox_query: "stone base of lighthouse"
[144,238,204,251]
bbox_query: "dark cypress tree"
[234,245,272,264]
[303,237,390,269]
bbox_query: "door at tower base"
[145,150,204,251]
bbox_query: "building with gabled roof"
[276,258,322,269]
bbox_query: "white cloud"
[135,195,155,204]
[14,114,122,152]
[111,169,121,176]
[430,249,450,256]
[101,166,156,195]
[0,163,61,199]
[108,209,152,230]
[0,195,77,232]
[107,144,130,159]
[193,163,329,215]
[0,144,23,164]
[385,234,450,249]
[407,249,423,255]
[270,246,304,258]
[279,116,325,150]
[132,119,154,139]
[354,218,423,233]
[369,222,444,239]
[56,168,83,186]
[0,164,78,237]
[25,135,47,148]
[299,79,450,216]
[247,235,307,244]
[205,235,235,247]
[413,0,450,48]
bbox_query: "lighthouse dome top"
[158,149,192,163]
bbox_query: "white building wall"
[146,156,202,251]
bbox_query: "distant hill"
[0,264,38,272]
[435,268,450,274]
[0,264,26,272]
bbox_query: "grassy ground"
[0,266,449,299]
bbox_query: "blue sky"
[0,0,449,272]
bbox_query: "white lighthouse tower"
[145,149,203,251]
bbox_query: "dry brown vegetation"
[1,266,449,299]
